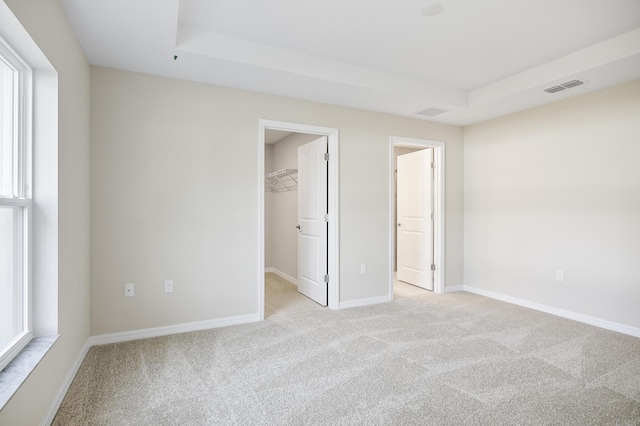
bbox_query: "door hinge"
[324,213,329,222]
[431,212,435,221]
[324,152,329,161]
[431,162,435,169]
[324,274,329,283]
[431,264,436,271]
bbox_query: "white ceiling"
[60,0,640,126]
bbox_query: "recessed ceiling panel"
[179,0,640,90]
[61,0,640,125]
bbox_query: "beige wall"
[90,66,465,335]
[0,0,91,424]
[266,132,319,279]
[464,80,640,328]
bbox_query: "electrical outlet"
[124,283,134,297]
[164,280,173,293]
[555,270,564,282]
[360,264,367,274]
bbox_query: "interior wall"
[267,132,319,280]
[0,0,91,424]
[90,66,464,335]
[464,79,640,329]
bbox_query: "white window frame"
[0,34,33,372]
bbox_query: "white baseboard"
[445,285,464,293]
[41,340,91,426]
[339,295,391,309]
[463,285,640,338]
[88,313,261,347]
[265,267,297,285]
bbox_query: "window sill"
[0,335,59,410]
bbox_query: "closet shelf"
[265,168,298,192]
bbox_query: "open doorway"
[389,136,445,297]
[263,130,317,285]
[258,120,340,320]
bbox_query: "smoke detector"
[422,3,445,17]
[416,107,448,117]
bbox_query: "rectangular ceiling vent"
[545,79,586,94]
[416,107,448,117]
[561,79,584,89]
[544,85,566,94]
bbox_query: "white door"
[297,136,328,305]
[397,149,434,290]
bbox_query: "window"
[0,37,32,372]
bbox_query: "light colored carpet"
[53,273,640,425]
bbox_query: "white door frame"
[259,119,340,319]
[389,136,445,295]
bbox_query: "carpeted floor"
[53,273,640,425]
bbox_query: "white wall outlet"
[164,280,173,293]
[124,283,134,297]
[360,264,367,274]
[555,270,564,282]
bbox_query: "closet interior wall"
[265,144,274,269]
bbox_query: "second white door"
[397,148,434,290]
[297,136,328,305]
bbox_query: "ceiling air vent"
[545,79,586,94]
[416,107,448,117]
[561,79,584,89]
[544,85,565,94]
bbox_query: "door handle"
[296,225,301,231]
[397,223,401,227]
